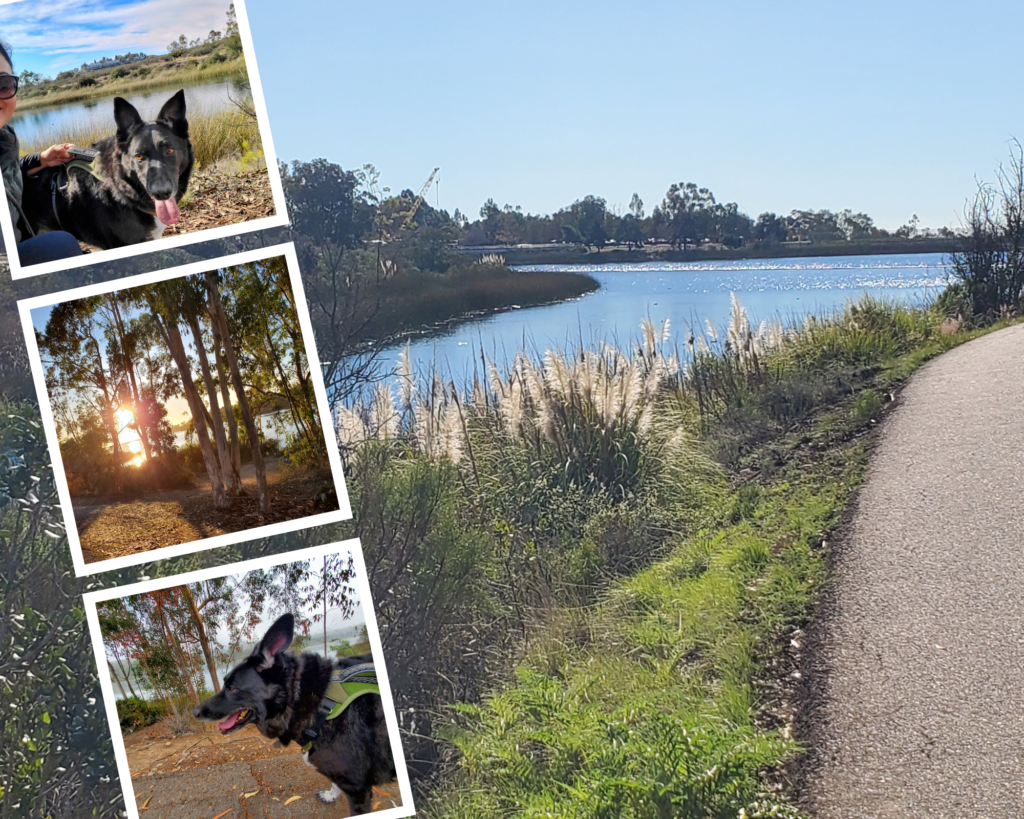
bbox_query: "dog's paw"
[316,784,341,804]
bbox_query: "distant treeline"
[455,185,952,252]
[316,163,951,260]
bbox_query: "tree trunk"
[210,317,243,490]
[108,660,128,699]
[265,329,314,444]
[113,646,138,698]
[155,313,227,507]
[155,598,198,702]
[182,585,221,692]
[108,297,153,462]
[187,313,239,497]
[92,337,123,464]
[206,272,270,513]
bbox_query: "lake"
[11,78,248,146]
[172,409,300,449]
[395,252,951,381]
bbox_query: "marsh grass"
[342,292,1012,817]
[20,103,262,168]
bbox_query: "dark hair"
[0,41,11,71]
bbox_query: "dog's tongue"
[217,711,240,731]
[154,198,180,225]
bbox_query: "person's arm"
[24,143,73,176]
[19,151,41,173]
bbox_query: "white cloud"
[1,0,228,71]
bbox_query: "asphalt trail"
[802,323,1024,817]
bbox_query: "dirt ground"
[164,165,276,237]
[126,721,403,818]
[75,458,339,564]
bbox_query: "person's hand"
[39,143,74,168]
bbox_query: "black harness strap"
[50,167,67,232]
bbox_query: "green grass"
[426,438,861,818]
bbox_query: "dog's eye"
[165,148,174,155]
[229,687,236,692]
[134,153,143,161]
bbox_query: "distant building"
[85,54,147,71]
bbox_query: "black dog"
[22,89,193,249]
[194,614,395,814]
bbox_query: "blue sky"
[0,0,228,72]
[242,0,1024,231]
[5,0,1023,230]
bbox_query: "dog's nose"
[192,706,201,719]
[150,183,175,201]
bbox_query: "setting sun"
[115,407,134,429]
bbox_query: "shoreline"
[375,285,600,352]
[16,59,247,112]
[467,237,956,268]
[350,269,600,353]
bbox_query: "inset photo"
[19,243,350,575]
[0,0,287,279]
[84,539,414,819]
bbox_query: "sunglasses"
[0,74,18,100]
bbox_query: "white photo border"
[83,538,417,819]
[0,0,289,280]
[18,242,352,576]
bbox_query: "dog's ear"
[253,613,294,670]
[113,97,144,143]
[157,90,188,138]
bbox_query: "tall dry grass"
[19,101,261,167]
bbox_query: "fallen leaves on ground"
[78,471,337,564]
[165,165,276,236]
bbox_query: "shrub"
[116,697,164,733]
[934,281,973,324]
[0,403,122,816]
[283,431,327,468]
[110,67,130,79]
[76,76,97,88]
[209,51,228,64]
[850,389,883,427]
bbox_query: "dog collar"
[300,663,379,754]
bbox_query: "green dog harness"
[300,663,379,753]
[50,157,111,231]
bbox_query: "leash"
[300,663,379,753]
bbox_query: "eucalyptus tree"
[140,279,228,507]
[38,298,124,465]
[228,258,322,455]
[96,293,158,462]
[206,269,270,512]
[179,276,241,496]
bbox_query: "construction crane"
[401,166,440,230]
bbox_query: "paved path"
[803,324,1024,817]
[131,757,403,818]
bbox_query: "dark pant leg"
[17,232,84,266]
